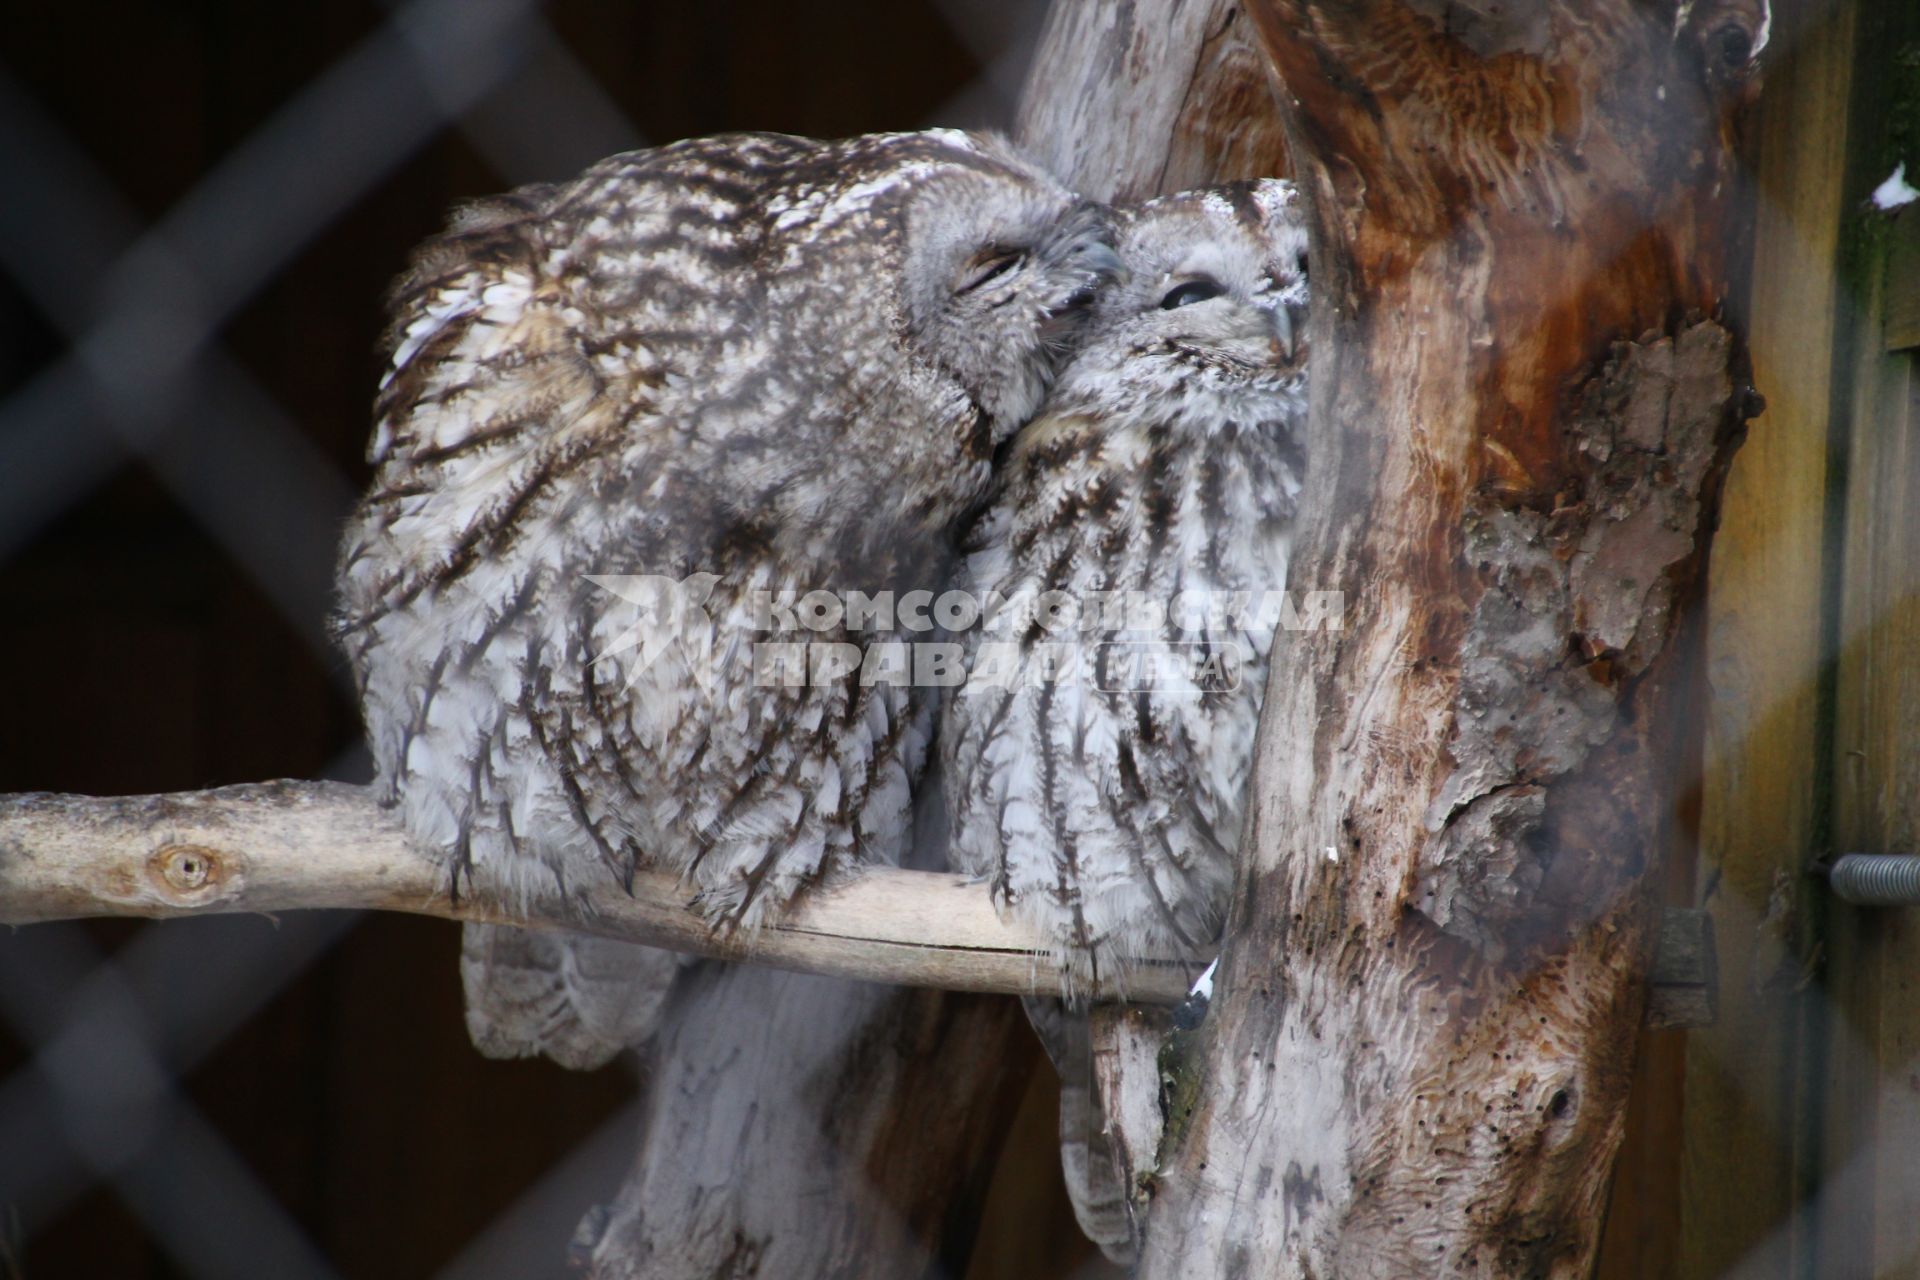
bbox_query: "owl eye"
[1160,279,1224,309]
[958,250,1023,295]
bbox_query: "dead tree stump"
[1131,3,1765,1275]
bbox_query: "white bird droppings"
[1872,162,1920,211]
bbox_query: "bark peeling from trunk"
[1420,319,1740,956]
[1133,2,1764,1276]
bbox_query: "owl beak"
[1034,203,1121,350]
[1072,241,1127,284]
[1268,303,1303,363]
[1053,242,1125,314]
[1041,201,1126,305]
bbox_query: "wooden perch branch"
[0,781,1711,1023]
[0,781,1198,1004]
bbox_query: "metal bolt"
[1828,854,1920,907]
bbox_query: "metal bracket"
[1647,907,1718,1031]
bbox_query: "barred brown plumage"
[939,179,1311,1259]
[333,129,1120,1069]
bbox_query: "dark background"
[0,3,1108,1275]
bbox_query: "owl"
[333,130,1119,1068]
[939,179,1310,1255]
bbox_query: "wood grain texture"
[1133,2,1763,1275]
[1821,0,1920,1265]
[1088,1003,1173,1250]
[1683,0,1855,1273]
[1014,0,1290,201]
[1824,339,1920,1276]
[579,965,1033,1279]
[1884,209,1920,353]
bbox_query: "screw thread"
[1830,854,1920,906]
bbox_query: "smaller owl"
[939,179,1309,1256]
[943,179,1308,987]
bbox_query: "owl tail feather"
[460,923,681,1070]
[1020,996,1136,1265]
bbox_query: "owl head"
[1044,178,1310,429]
[888,132,1124,439]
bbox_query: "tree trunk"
[581,967,1032,1279]
[1134,3,1763,1277]
[577,765,1040,1280]
[1015,0,1289,202]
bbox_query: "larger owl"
[940,180,1310,1255]
[334,130,1118,1068]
